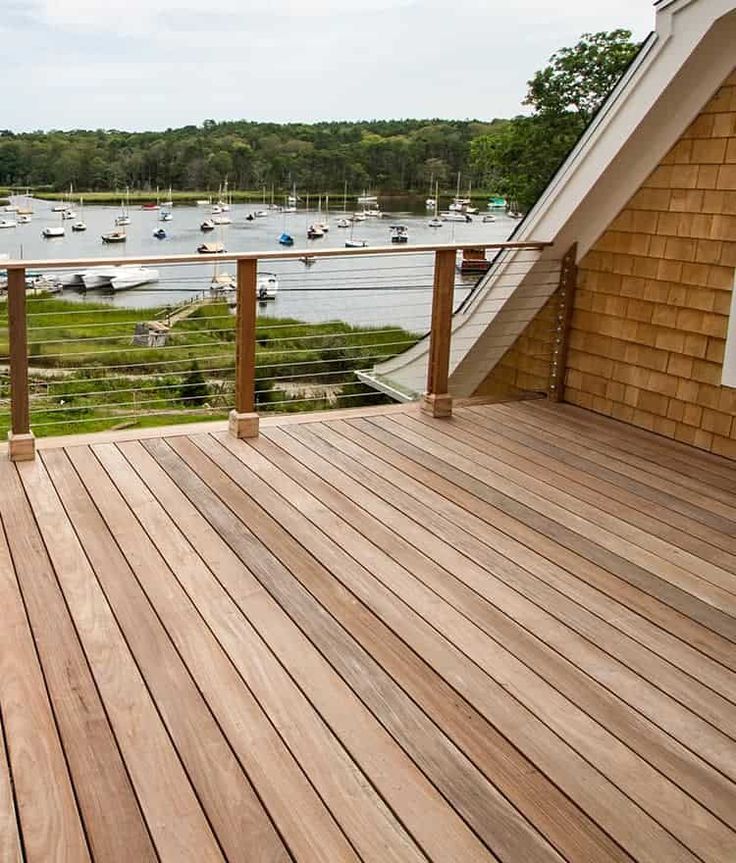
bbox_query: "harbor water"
[1,197,516,329]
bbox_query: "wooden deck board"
[0,400,734,862]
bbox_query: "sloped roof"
[369,0,736,399]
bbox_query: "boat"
[345,239,368,248]
[61,209,77,220]
[256,272,278,300]
[153,228,167,239]
[17,214,32,225]
[212,215,232,225]
[278,231,294,246]
[363,207,383,218]
[441,211,472,222]
[508,210,524,220]
[160,210,173,222]
[197,242,225,254]
[253,210,269,218]
[390,224,408,243]
[200,219,216,232]
[458,248,491,274]
[82,266,159,292]
[42,226,65,238]
[196,199,211,206]
[488,195,507,209]
[51,202,69,212]
[428,180,442,228]
[307,224,324,239]
[101,231,127,243]
[142,203,159,211]
[115,189,131,226]
[336,218,350,228]
[210,260,236,293]
[4,204,18,212]
[357,192,378,204]
[482,214,497,223]
[351,212,367,222]
[71,196,87,231]
[426,197,436,210]
[0,219,17,229]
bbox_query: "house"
[370,0,736,460]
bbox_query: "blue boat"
[153,228,166,239]
[278,231,294,246]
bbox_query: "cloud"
[3,0,655,130]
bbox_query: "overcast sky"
[2,0,655,132]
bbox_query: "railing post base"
[8,431,35,462]
[422,393,453,418]
[229,410,259,439]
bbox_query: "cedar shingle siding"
[566,68,736,459]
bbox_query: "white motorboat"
[0,219,17,229]
[336,218,350,228]
[71,221,87,231]
[428,218,443,228]
[17,214,32,224]
[82,266,159,292]
[42,226,65,238]
[390,225,408,244]
[345,239,368,248]
[256,272,278,300]
[482,214,497,223]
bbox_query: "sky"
[1,0,655,132]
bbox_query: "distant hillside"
[0,118,508,195]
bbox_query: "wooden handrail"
[423,249,457,418]
[2,240,551,271]
[6,267,35,460]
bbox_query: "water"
[2,196,515,329]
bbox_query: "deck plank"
[142,434,496,863]
[206,431,706,863]
[312,419,736,702]
[0,460,158,863]
[343,416,736,670]
[460,405,736,559]
[158,434,566,863]
[1,400,735,863]
[0,520,88,863]
[93,440,448,863]
[41,448,290,863]
[68,443,362,863]
[246,425,736,853]
[365,413,736,643]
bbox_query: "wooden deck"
[1,400,735,863]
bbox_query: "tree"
[471,30,639,212]
[179,361,208,407]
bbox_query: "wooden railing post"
[7,267,35,461]
[548,243,578,403]
[422,248,456,418]
[229,257,259,439]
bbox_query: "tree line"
[0,30,638,212]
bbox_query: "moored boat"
[42,226,65,238]
[278,232,294,246]
[390,224,408,244]
[200,219,216,232]
[101,230,127,243]
[153,228,167,239]
[0,219,17,229]
[197,241,225,254]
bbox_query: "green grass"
[0,294,419,439]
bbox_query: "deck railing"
[1,241,551,460]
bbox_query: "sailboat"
[210,258,236,293]
[42,209,65,237]
[115,188,131,226]
[428,181,442,228]
[336,181,350,228]
[425,174,436,210]
[71,196,87,231]
[344,214,367,248]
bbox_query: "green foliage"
[0,119,504,195]
[471,30,639,212]
[179,360,208,406]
